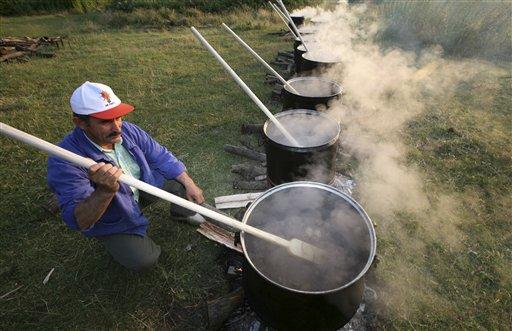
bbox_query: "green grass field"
[1,4,511,330]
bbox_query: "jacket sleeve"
[47,155,94,231]
[126,122,186,179]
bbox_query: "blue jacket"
[47,121,186,237]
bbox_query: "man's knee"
[128,251,160,272]
[99,234,161,272]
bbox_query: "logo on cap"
[100,91,113,107]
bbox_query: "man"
[47,81,205,272]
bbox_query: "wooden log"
[0,51,29,62]
[0,47,15,55]
[207,288,244,331]
[233,180,270,191]
[14,44,37,52]
[231,163,266,179]
[239,136,257,152]
[224,145,266,162]
[240,123,263,135]
[278,51,294,58]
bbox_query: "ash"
[331,173,356,196]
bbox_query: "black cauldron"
[293,43,311,73]
[241,181,377,331]
[301,52,343,74]
[290,15,305,27]
[282,76,342,111]
[263,109,340,185]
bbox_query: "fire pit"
[282,76,343,111]
[263,109,340,185]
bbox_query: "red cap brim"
[90,103,134,119]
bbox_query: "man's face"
[75,116,123,149]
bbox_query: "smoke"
[286,0,501,317]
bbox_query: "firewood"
[240,123,263,135]
[207,288,244,330]
[239,136,263,153]
[278,51,294,58]
[233,180,270,191]
[231,163,266,179]
[0,47,15,55]
[0,51,29,62]
[223,145,266,162]
[196,221,242,253]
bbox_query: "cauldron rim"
[263,109,340,149]
[240,181,377,295]
[302,51,343,64]
[284,76,343,98]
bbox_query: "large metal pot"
[290,15,305,27]
[301,52,343,73]
[293,43,307,73]
[241,181,377,330]
[282,76,343,111]
[293,36,317,73]
[263,109,340,185]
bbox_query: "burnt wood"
[224,145,266,162]
[240,123,263,135]
[231,163,266,180]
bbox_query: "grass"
[372,71,512,329]
[1,4,512,330]
[377,0,512,62]
[0,11,287,329]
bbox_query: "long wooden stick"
[268,2,298,38]
[222,23,299,94]
[277,0,309,52]
[190,27,301,147]
[0,122,326,262]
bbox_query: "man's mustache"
[108,131,121,138]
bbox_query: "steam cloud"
[289,0,501,317]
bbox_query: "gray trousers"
[97,180,194,272]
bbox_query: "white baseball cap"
[70,81,134,119]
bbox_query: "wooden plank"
[215,192,263,204]
[215,200,252,210]
[196,221,242,253]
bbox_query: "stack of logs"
[1,36,65,62]
[266,50,295,100]
[223,123,271,191]
[222,49,293,191]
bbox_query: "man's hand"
[88,162,123,193]
[176,172,205,204]
[185,182,205,204]
[74,162,123,231]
